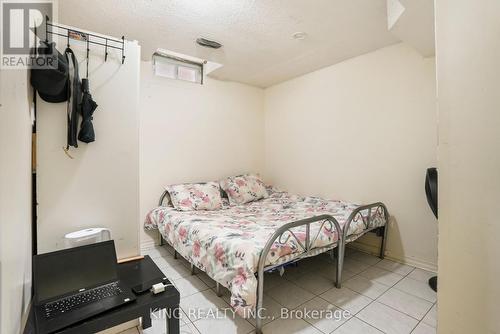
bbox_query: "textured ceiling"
[59,0,400,87]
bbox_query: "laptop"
[33,240,136,333]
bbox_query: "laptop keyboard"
[44,282,122,318]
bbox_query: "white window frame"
[152,52,204,85]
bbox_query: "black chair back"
[425,168,438,218]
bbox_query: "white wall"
[140,61,265,248]
[265,43,438,269]
[0,69,32,334]
[436,1,500,333]
[37,36,141,258]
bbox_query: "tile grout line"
[300,252,385,318]
[181,319,200,334]
[372,263,433,323]
[371,262,424,333]
[329,315,382,334]
[331,255,418,333]
[418,302,437,329]
[149,247,207,334]
[264,252,423,333]
[206,283,259,330]
[374,289,434,322]
[247,263,334,332]
[389,277,437,303]
[317,285,373,317]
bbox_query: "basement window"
[153,52,203,84]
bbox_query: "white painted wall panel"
[265,43,438,269]
[37,35,140,258]
[436,1,500,332]
[139,61,265,248]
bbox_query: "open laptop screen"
[34,240,118,303]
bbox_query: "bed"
[144,188,388,334]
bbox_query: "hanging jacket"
[78,79,98,143]
[65,48,82,148]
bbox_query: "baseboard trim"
[140,239,156,251]
[348,243,437,273]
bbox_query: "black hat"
[30,41,69,103]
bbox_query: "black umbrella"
[78,79,98,143]
[78,43,98,143]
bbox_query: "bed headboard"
[158,190,169,206]
[158,183,228,207]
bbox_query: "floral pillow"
[166,182,223,211]
[220,174,269,205]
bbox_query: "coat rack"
[45,16,126,64]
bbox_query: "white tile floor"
[121,245,437,334]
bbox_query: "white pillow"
[219,174,269,205]
[166,182,223,211]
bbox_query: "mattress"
[144,190,385,316]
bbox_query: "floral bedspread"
[144,191,385,317]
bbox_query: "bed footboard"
[342,202,390,258]
[255,215,343,334]
[255,203,389,334]
[157,190,170,246]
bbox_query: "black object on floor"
[425,168,438,219]
[425,167,438,292]
[428,276,438,292]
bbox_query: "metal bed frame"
[155,190,389,334]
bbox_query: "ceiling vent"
[196,38,222,49]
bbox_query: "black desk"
[24,256,180,334]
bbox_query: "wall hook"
[86,38,90,78]
[44,20,125,64]
[121,36,125,64]
[104,39,108,62]
[45,15,49,42]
